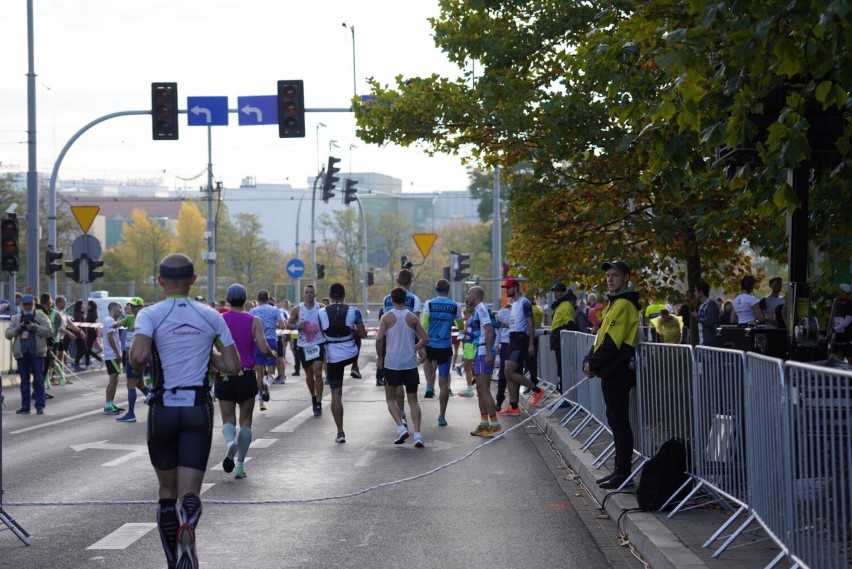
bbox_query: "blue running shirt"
[423,296,461,349]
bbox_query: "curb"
[524,399,712,569]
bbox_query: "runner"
[466,286,501,437]
[217,284,276,479]
[287,284,326,416]
[421,279,463,426]
[249,290,285,411]
[129,253,240,569]
[498,278,545,415]
[318,283,367,443]
[101,302,124,415]
[381,269,421,426]
[114,297,152,423]
[375,287,430,447]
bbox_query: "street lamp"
[342,22,356,96]
[315,122,326,173]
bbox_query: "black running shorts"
[425,346,453,365]
[214,369,259,403]
[383,368,420,394]
[147,399,214,472]
[326,356,357,389]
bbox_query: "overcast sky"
[0,1,472,193]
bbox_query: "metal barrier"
[786,361,852,569]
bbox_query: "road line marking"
[87,523,157,550]
[201,483,214,494]
[250,438,276,448]
[12,408,107,434]
[271,385,354,432]
[355,450,376,467]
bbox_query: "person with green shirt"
[583,261,641,490]
[113,297,151,422]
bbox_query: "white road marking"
[250,438,276,448]
[354,450,376,467]
[12,407,111,434]
[70,440,148,466]
[201,483,215,494]
[271,385,354,433]
[87,523,157,550]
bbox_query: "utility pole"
[492,167,502,306]
[204,126,217,303]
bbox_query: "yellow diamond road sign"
[412,233,437,259]
[71,205,100,234]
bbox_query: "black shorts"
[383,368,420,394]
[276,336,285,354]
[425,346,453,365]
[105,359,122,376]
[214,369,259,403]
[147,399,214,472]
[297,344,325,366]
[326,356,358,389]
[507,332,531,366]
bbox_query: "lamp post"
[315,122,326,172]
[342,22,356,96]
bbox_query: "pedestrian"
[495,299,512,411]
[318,283,367,443]
[5,294,53,414]
[113,297,151,423]
[548,284,577,393]
[583,261,641,489]
[586,293,604,332]
[53,295,79,385]
[36,293,59,398]
[498,278,546,415]
[218,283,276,479]
[101,302,125,415]
[466,286,501,437]
[129,253,240,569]
[760,276,785,328]
[692,281,720,347]
[275,299,290,382]
[421,278,463,426]
[458,305,476,397]
[720,299,734,325]
[84,300,104,368]
[731,275,766,325]
[652,307,682,344]
[375,287,429,447]
[286,284,326,416]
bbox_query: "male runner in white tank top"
[286,284,327,417]
[375,287,430,447]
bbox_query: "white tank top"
[384,309,417,370]
[297,303,324,348]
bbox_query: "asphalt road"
[0,350,632,569]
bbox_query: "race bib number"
[304,345,321,360]
[163,390,195,407]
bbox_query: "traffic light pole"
[310,165,324,285]
[205,126,216,303]
[355,195,368,318]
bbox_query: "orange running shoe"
[531,389,547,406]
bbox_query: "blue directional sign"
[187,96,229,126]
[237,96,278,126]
[286,258,306,279]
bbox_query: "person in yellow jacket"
[583,261,640,490]
[651,307,682,344]
[548,283,577,393]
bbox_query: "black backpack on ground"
[636,438,690,511]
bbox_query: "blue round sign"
[286,258,306,279]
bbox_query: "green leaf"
[700,122,727,146]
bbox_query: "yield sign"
[412,233,438,259]
[71,205,100,234]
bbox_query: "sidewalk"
[522,396,785,569]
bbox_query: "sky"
[0,1,472,193]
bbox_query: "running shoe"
[531,389,547,406]
[350,369,362,379]
[394,426,409,444]
[497,407,520,416]
[175,522,198,569]
[375,379,385,386]
[335,432,346,444]
[261,384,270,402]
[313,403,322,417]
[116,414,137,422]
[485,424,503,436]
[102,406,121,415]
[292,371,301,376]
[437,416,448,427]
[36,408,44,415]
[470,424,491,437]
[258,400,267,411]
[272,376,285,385]
[234,466,247,479]
[413,434,425,448]
[454,365,463,377]
[222,440,238,473]
[458,388,475,397]
[424,386,435,398]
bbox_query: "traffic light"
[443,266,451,281]
[322,156,340,202]
[45,246,63,276]
[401,256,412,270]
[88,258,104,282]
[1,217,19,273]
[151,82,179,140]
[367,271,374,286]
[65,258,81,283]
[316,264,325,279]
[343,178,358,205]
[454,253,470,282]
[277,80,305,138]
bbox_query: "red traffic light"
[277,80,305,138]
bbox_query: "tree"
[102,209,172,299]
[173,202,206,264]
[318,207,362,302]
[225,213,283,288]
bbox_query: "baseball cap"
[129,297,144,307]
[21,294,34,304]
[551,283,567,292]
[501,278,520,289]
[226,283,247,302]
[600,261,631,275]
